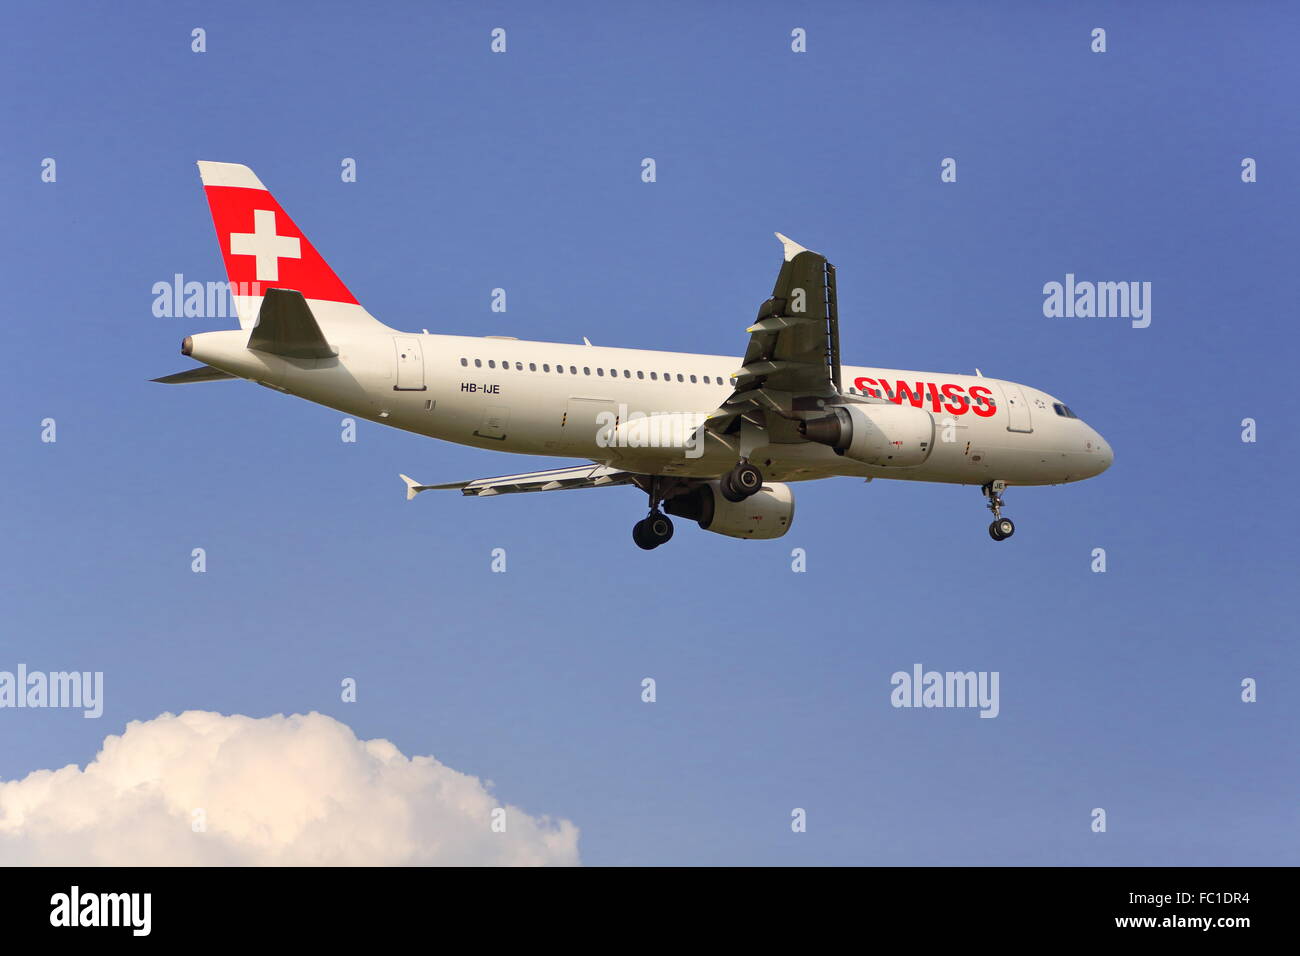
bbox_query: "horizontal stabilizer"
[151,365,238,384]
[247,288,337,359]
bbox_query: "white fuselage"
[187,322,1114,488]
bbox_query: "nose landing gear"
[983,480,1015,541]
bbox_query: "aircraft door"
[394,337,426,390]
[998,383,1033,433]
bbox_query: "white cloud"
[0,711,579,866]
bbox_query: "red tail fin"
[197,161,357,327]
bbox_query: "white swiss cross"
[229,209,301,281]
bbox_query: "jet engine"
[799,403,934,466]
[665,481,794,540]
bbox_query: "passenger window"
[637,371,644,379]
[557,364,564,373]
[597,368,604,376]
[690,375,697,383]
[624,370,630,378]
[516,362,523,371]
[650,372,658,381]
[460,358,467,367]
[488,360,496,368]
[569,365,577,374]
[529,363,536,371]
[676,374,684,382]
[474,359,482,368]
[584,367,591,375]
[543,364,550,372]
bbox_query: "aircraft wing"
[400,463,637,499]
[704,233,843,441]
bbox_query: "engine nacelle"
[800,403,934,466]
[665,481,795,540]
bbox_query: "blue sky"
[2,0,1296,864]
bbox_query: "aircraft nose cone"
[1094,433,1114,473]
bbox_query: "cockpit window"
[1053,402,1079,419]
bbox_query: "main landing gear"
[633,476,675,550]
[720,460,763,502]
[983,480,1016,541]
[632,463,765,549]
[632,512,674,550]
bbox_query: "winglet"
[400,474,472,499]
[399,474,423,501]
[774,232,812,262]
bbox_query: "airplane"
[156,161,1113,550]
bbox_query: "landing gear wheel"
[721,461,764,502]
[981,480,1014,541]
[633,513,674,550]
[646,513,674,544]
